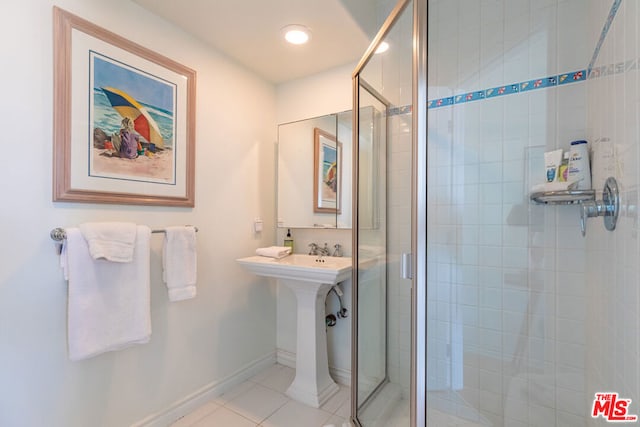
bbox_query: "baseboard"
[276,348,296,369]
[131,351,276,427]
[276,348,351,387]
[329,365,351,387]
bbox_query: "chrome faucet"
[317,243,331,257]
[310,242,339,257]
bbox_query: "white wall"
[0,0,278,425]
[275,66,355,381]
[276,63,355,124]
[586,1,640,425]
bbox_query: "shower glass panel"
[355,93,387,410]
[353,1,413,425]
[426,0,589,425]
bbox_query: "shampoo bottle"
[568,140,591,190]
[284,229,294,252]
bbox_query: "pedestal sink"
[236,254,352,407]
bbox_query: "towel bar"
[50,226,198,242]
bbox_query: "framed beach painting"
[313,128,341,213]
[52,7,196,206]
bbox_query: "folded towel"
[162,226,197,302]
[256,246,292,259]
[79,222,137,263]
[61,226,151,361]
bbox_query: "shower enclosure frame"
[350,0,427,425]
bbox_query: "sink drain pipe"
[325,283,348,327]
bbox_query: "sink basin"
[237,253,352,408]
[236,254,352,284]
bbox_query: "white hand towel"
[79,222,137,263]
[255,246,291,259]
[61,226,151,361]
[162,226,197,302]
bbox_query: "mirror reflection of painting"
[90,52,176,184]
[322,144,337,199]
[314,128,341,213]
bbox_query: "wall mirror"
[277,106,380,229]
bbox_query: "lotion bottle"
[568,140,591,190]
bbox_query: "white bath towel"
[61,226,151,361]
[255,246,292,259]
[79,222,138,263]
[162,226,197,302]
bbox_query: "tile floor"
[171,364,351,427]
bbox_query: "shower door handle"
[401,253,412,280]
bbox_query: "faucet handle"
[308,242,318,255]
[332,243,343,257]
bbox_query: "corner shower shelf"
[529,177,620,237]
[529,189,595,205]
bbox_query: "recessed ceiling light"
[281,24,312,45]
[375,41,389,54]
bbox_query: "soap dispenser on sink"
[284,229,294,252]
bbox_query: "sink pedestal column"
[280,279,339,408]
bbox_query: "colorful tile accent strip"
[387,105,412,116]
[388,0,619,115]
[427,69,586,110]
[588,0,623,75]
[589,57,638,79]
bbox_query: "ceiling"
[132,0,385,84]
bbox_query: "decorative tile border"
[589,57,638,79]
[587,0,623,75]
[427,69,586,110]
[384,0,622,115]
[387,105,412,116]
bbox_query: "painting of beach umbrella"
[101,86,164,148]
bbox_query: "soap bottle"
[284,229,294,252]
[558,151,569,182]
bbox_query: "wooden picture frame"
[313,128,341,213]
[52,7,196,207]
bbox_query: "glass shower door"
[352,0,416,425]
[355,93,387,410]
[425,0,591,425]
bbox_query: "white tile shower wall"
[378,1,415,402]
[428,0,589,425]
[585,1,640,426]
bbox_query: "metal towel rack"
[50,226,198,242]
